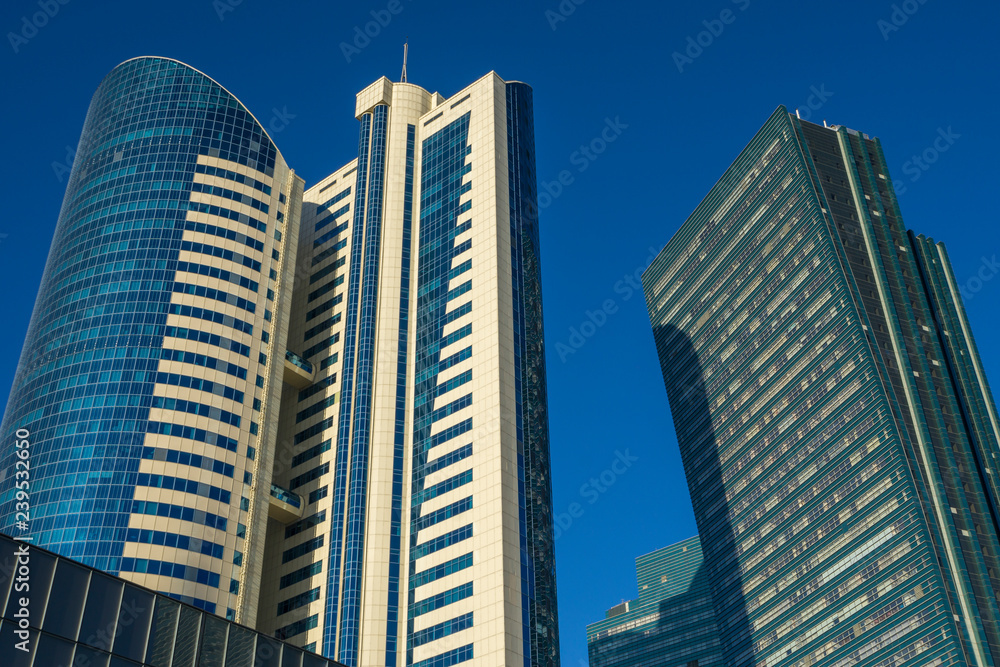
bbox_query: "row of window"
[410,553,473,590]
[141,445,235,478]
[409,611,473,649]
[411,643,473,667]
[119,557,221,588]
[410,583,473,618]
[192,181,270,214]
[196,162,272,195]
[124,528,225,559]
[135,472,232,504]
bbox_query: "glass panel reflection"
[199,614,228,667]
[0,621,36,667]
[282,645,303,667]
[78,572,123,651]
[3,548,55,624]
[174,605,203,667]
[146,596,179,667]
[112,585,153,662]
[42,559,89,640]
[253,636,282,667]
[33,631,76,666]
[75,645,112,667]
[225,624,255,667]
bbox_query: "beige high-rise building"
[1,59,561,667]
[257,73,561,667]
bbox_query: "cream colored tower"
[257,74,560,667]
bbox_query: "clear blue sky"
[1,0,998,664]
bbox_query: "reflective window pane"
[301,652,327,667]
[78,573,122,651]
[0,621,35,667]
[199,614,228,667]
[0,539,15,613]
[74,645,112,667]
[281,645,303,667]
[173,606,202,667]
[253,636,281,667]
[33,631,75,667]
[110,656,142,667]
[145,597,179,667]
[224,624,255,667]
[112,585,153,662]
[4,548,55,624]
[42,560,90,640]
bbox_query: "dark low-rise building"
[0,531,346,667]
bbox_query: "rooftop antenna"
[401,39,408,83]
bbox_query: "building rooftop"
[0,531,346,666]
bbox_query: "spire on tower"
[401,40,408,83]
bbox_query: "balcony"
[283,349,314,389]
[269,483,303,523]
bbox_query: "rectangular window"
[309,486,329,504]
[281,536,324,564]
[285,511,327,539]
[292,440,332,468]
[410,553,473,589]
[290,463,330,489]
[409,612,473,649]
[279,561,322,589]
[276,587,320,616]
[409,582,473,617]
[411,469,472,506]
[275,614,318,640]
[411,524,473,560]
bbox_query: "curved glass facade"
[0,57,300,622]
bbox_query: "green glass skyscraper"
[643,108,1000,667]
[587,536,722,667]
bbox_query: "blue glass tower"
[587,536,723,667]
[0,56,303,625]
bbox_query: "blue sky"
[1,0,998,664]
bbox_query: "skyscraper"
[0,57,303,624]
[643,107,1000,667]
[587,536,722,667]
[1,59,560,666]
[255,74,560,667]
